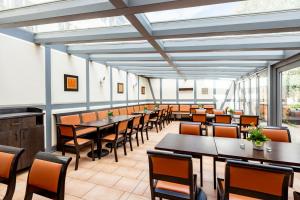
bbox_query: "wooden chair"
[234,110,244,115]
[119,107,128,115]
[147,150,207,200]
[149,109,165,133]
[24,152,72,200]
[294,191,300,200]
[140,114,151,144]
[57,124,95,170]
[81,112,97,123]
[127,116,142,151]
[212,123,239,189]
[127,106,134,115]
[239,115,259,138]
[196,109,206,114]
[0,145,24,200]
[179,122,202,136]
[192,114,207,135]
[166,106,173,124]
[97,110,108,120]
[217,160,292,200]
[215,114,232,124]
[190,107,198,114]
[101,120,129,162]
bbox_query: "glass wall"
[245,78,251,114]
[259,71,268,121]
[281,67,300,142]
[250,76,257,115]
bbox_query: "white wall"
[196,80,214,100]
[150,78,161,100]
[0,33,45,106]
[178,79,194,100]
[139,76,152,101]
[112,68,127,102]
[51,50,86,104]
[128,73,138,101]
[162,79,176,100]
[89,61,110,102]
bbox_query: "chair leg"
[91,142,95,161]
[123,141,127,156]
[146,128,149,140]
[213,157,217,189]
[24,191,33,200]
[136,131,140,147]
[141,129,145,144]
[62,146,65,156]
[75,150,80,170]
[129,136,133,151]
[155,122,158,133]
[113,144,118,162]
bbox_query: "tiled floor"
[1,121,300,200]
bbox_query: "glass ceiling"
[24,16,130,33]
[145,0,300,23]
[0,0,60,11]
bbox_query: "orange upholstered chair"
[180,104,191,112]
[213,109,224,115]
[127,116,142,151]
[101,120,129,162]
[60,114,80,126]
[215,114,232,124]
[192,114,207,135]
[147,150,206,200]
[0,145,24,200]
[147,104,155,110]
[119,107,128,115]
[239,115,259,138]
[97,110,108,120]
[234,110,244,115]
[196,109,207,114]
[140,114,151,143]
[111,108,120,116]
[217,160,292,200]
[24,152,72,200]
[262,127,291,143]
[149,109,165,133]
[127,106,134,115]
[133,105,140,112]
[190,108,198,114]
[171,104,179,112]
[57,124,95,170]
[203,104,215,114]
[179,122,202,136]
[81,112,97,123]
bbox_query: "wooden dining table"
[76,115,136,158]
[155,133,300,189]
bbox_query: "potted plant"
[155,104,159,109]
[108,111,113,120]
[198,104,203,109]
[228,108,234,115]
[246,125,269,150]
[144,106,148,112]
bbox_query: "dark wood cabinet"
[0,107,44,170]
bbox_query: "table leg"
[213,157,216,189]
[200,156,203,187]
[87,128,109,159]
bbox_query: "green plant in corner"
[247,124,269,149]
[198,103,203,108]
[228,108,234,115]
[144,106,148,112]
[108,111,113,117]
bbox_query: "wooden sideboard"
[0,107,44,170]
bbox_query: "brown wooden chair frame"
[24,152,72,200]
[179,122,202,136]
[127,115,142,151]
[150,109,165,133]
[0,145,24,200]
[217,160,292,200]
[140,114,151,144]
[239,115,259,138]
[214,114,232,124]
[192,114,208,135]
[56,124,95,170]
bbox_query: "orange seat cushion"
[156,181,189,195]
[220,180,259,200]
[65,138,91,146]
[76,127,97,136]
[0,152,14,179]
[28,159,62,193]
[103,134,123,141]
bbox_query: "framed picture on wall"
[117,83,124,93]
[201,88,208,95]
[141,86,145,95]
[64,74,79,91]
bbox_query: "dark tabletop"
[132,110,154,115]
[215,137,300,166]
[155,133,218,158]
[76,115,136,128]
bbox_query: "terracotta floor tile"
[88,171,122,187]
[65,178,95,197]
[82,185,123,200]
[68,168,98,181]
[114,166,143,179]
[114,177,140,192]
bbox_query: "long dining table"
[76,115,136,158]
[155,133,300,189]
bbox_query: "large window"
[281,67,300,141]
[250,76,257,115]
[259,71,268,121]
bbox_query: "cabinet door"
[0,130,19,146]
[18,126,44,170]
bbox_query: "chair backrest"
[196,109,206,114]
[147,104,155,110]
[132,116,141,128]
[190,108,197,114]
[215,114,232,124]
[111,109,120,116]
[203,104,215,114]
[97,110,108,120]
[81,112,97,123]
[294,191,300,200]
[144,114,150,123]
[119,107,128,115]
[139,105,145,111]
[0,145,24,200]
[171,104,179,112]
[179,122,201,136]
[240,115,259,126]
[147,150,195,200]
[191,104,199,108]
[127,106,134,115]
[213,109,225,115]
[213,124,239,138]
[262,127,291,143]
[159,104,168,110]
[180,104,190,112]
[26,152,72,200]
[60,114,80,125]
[117,120,129,134]
[224,160,292,200]
[234,110,244,115]
[192,114,207,123]
[133,105,140,112]
[57,124,76,138]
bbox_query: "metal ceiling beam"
[68,33,300,54]
[109,0,183,77]
[35,8,300,44]
[0,0,244,28]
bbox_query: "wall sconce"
[99,76,106,85]
[133,82,138,88]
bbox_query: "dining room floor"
[1,120,300,200]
